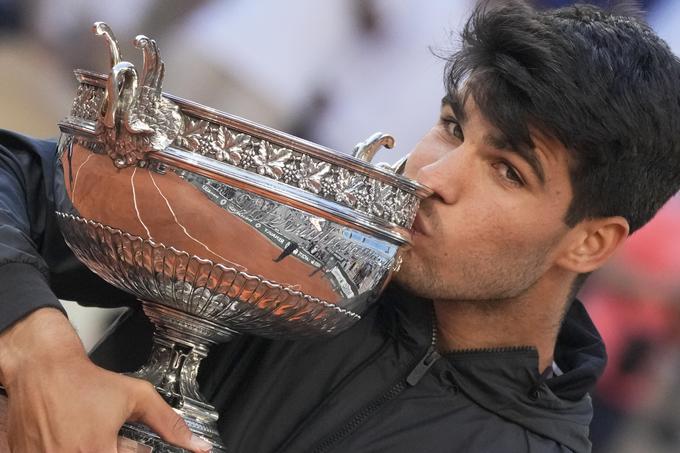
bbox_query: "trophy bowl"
[53,23,431,452]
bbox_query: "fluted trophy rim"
[55,211,362,332]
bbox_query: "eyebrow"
[441,94,467,125]
[441,93,546,186]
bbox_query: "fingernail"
[189,434,213,452]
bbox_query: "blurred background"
[0,1,677,451]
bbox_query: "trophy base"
[120,422,227,453]
[130,300,233,452]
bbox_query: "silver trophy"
[49,23,431,452]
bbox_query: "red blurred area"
[583,199,680,451]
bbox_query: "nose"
[414,151,463,205]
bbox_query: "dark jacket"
[0,130,606,452]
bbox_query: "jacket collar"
[379,285,606,452]
[382,284,607,400]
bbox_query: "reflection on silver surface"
[180,168,397,300]
[53,22,431,452]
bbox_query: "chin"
[393,258,433,299]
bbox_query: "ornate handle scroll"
[92,22,122,68]
[102,62,138,130]
[134,35,164,97]
[353,132,411,175]
[385,155,408,175]
[93,22,183,168]
[352,132,396,163]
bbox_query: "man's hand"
[0,308,212,453]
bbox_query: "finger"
[129,381,213,453]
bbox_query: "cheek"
[438,198,559,259]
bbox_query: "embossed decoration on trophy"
[53,22,432,452]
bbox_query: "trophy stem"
[123,300,236,452]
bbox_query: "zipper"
[442,345,536,356]
[406,343,441,386]
[310,380,409,453]
[406,312,440,386]
[310,312,440,453]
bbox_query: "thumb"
[129,381,213,453]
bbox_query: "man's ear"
[556,217,630,274]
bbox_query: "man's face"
[395,95,575,301]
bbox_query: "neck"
[433,271,573,372]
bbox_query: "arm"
[0,130,210,452]
[0,130,67,332]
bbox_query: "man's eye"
[441,118,464,141]
[493,162,524,186]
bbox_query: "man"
[1,1,679,452]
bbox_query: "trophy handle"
[92,22,122,68]
[352,132,395,162]
[387,154,409,175]
[353,132,411,175]
[93,22,184,169]
[101,61,139,131]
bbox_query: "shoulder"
[0,129,57,155]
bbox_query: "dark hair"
[444,1,680,233]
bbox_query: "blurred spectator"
[0,0,24,32]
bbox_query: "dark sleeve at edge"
[0,130,68,334]
[0,262,66,333]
